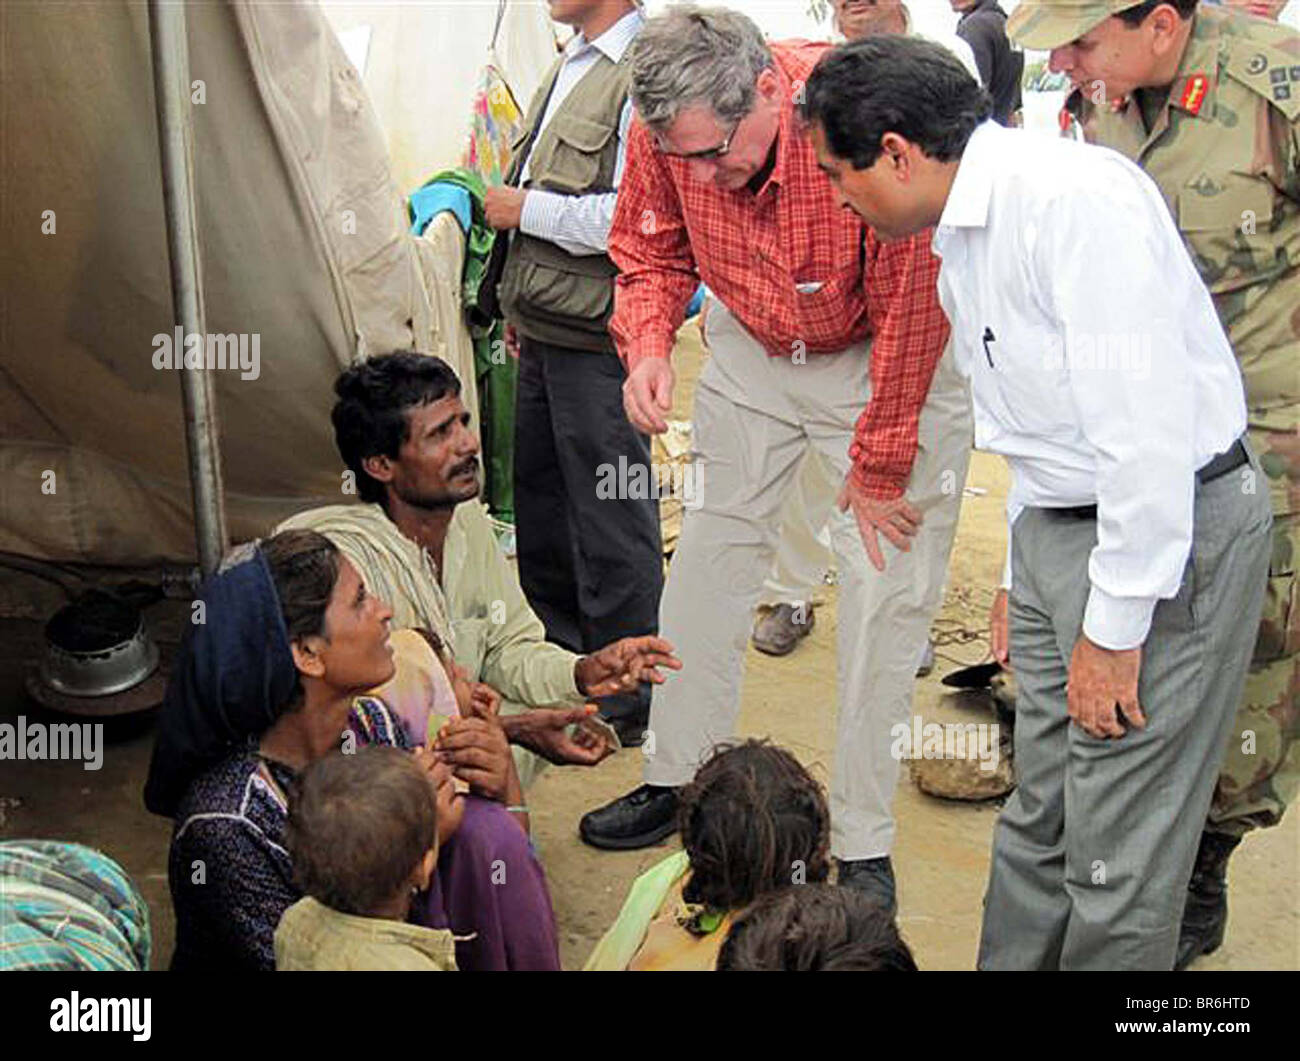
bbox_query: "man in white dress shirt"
[802,35,1273,969]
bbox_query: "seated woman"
[584,739,832,970]
[143,529,560,971]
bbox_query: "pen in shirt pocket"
[795,280,826,294]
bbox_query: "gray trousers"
[978,452,1271,970]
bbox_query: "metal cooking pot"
[39,594,161,698]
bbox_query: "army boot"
[1175,831,1241,970]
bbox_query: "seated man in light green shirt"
[277,353,680,784]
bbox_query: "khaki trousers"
[643,302,972,858]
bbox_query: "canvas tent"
[321,2,557,196]
[0,0,555,569]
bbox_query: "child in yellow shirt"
[275,745,459,971]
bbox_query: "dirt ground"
[1,323,1295,970]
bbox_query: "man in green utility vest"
[484,0,661,746]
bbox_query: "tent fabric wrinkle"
[1,0,528,566]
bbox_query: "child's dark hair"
[331,352,462,503]
[678,739,830,911]
[286,746,437,917]
[716,884,918,971]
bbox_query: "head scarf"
[143,543,299,817]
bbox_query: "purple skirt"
[414,795,560,971]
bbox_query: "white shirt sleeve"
[1002,493,1021,591]
[518,98,632,257]
[1034,174,1199,651]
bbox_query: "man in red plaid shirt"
[577,6,972,911]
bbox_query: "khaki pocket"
[1254,569,1298,664]
[1177,175,1276,290]
[530,113,616,194]
[516,259,613,322]
[1178,177,1273,231]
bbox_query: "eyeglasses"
[656,116,743,161]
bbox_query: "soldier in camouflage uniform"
[1009,0,1299,969]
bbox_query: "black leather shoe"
[597,708,648,748]
[1175,831,1241,970]
[579,784,680,850]
[836,856,898,918]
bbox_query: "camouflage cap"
[1006,0,1149,51]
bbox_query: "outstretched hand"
[505,704,616,766]
[411,748,466,844]
[575,635,681,698]
[432,715,511,801]
[464,680,502,721]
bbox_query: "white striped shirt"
[518,8,642,257]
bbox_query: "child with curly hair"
[585,739,831,970]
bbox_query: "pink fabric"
[369,629,460,746]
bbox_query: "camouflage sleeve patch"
[1224,38,1300,123]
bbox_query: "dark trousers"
[513,336,663,719]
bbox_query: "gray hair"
[629,5,774,131]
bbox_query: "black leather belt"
[1048,439,1248,521]
[1197,437,1249,484]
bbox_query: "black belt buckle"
[1197,438,1248,485]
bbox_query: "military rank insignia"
[1268,65,1300,102]
[1180,72,1209,115]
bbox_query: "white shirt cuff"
[519,188,611,256]
[519,189,559,242]
[1082,584,1157,651]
